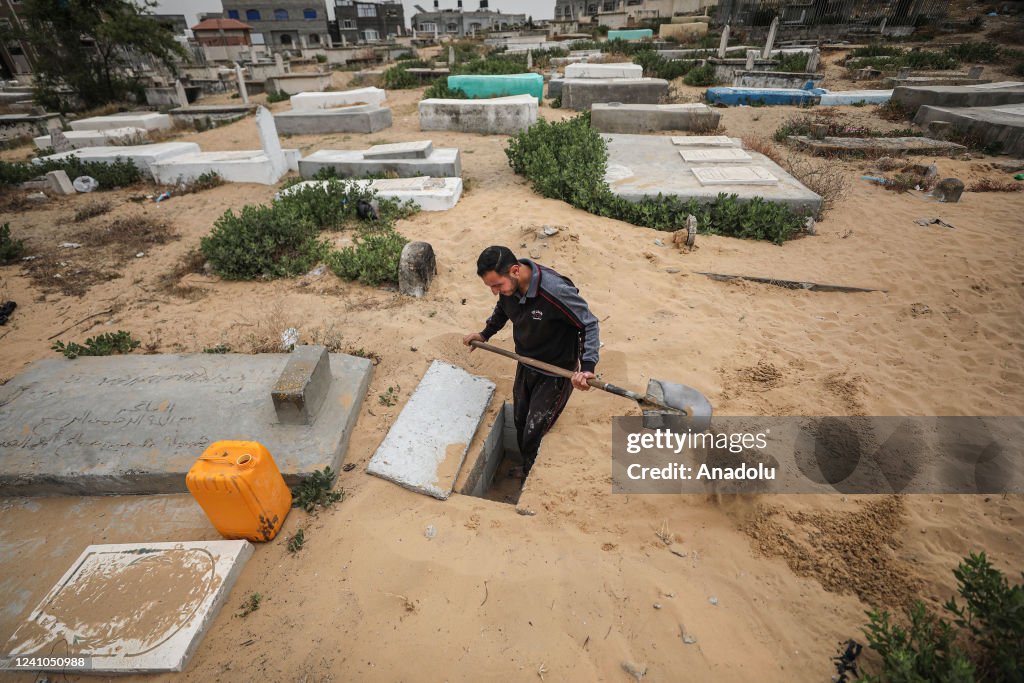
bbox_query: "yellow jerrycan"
[186,440,292,542]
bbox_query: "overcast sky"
[399,0,556,22]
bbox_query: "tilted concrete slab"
[788,135,967,157]
[150,148,301,185]
[367,360,494,500]
[70,112,172,132]
[892,82,1024,110]
[884,76,991,88]
[914,104,1024,157]
[280,176,463,211]
[0,353,372,496]
[275,104,392,135]
[564,62,643,79]
[590,103,720,134]
[818,89,892,105]
[363,140,433,159]
[290,87,386,111]
[419,95,538,135]
[299,146,460,179]
[561,78,669,111]
[33,127,146,151]
[38,142,200,178]
[604,134,821,214]
[1,541,252,673]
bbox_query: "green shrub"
[275,178,418,230]
[775,52,810,72]
[1,222,26,264]
[901,49,959,71]
[315,54,327,63]
[200,204,328,280]
[52,331,141,359]
[684,64,718,86]
[454,54,528,75]
[292,467,343,512]
[945,41,1000,63]
[0,157,140,189]
[423,77,468,99]
[266,90,291,103]
[383,65,419,89]
[326,224,408,285]
[849,45,905,58]
[395,51,420,61]
[632,50,693,80]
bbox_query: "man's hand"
[463,332,485,351]
[571,371,595,391]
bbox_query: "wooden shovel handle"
[470,340,618,392]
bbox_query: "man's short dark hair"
[477,246,518,277]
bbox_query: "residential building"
[714,0,948,27]
[334,0,405,43]
[0,0,36,79]
[220,0,330,49]
[552,0,710,27]
[191,17,255,46]
[411,1,527,37]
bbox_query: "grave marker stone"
[234,63,249,104]
[762,17,779,59]
[671,135,737,146]
[255,105,287,178]
[718,24,730,59]
[680,147,752,162]
[692,166,779,186]
[746,50,757,71]
[363,140,434,159]
[174,80,189,107]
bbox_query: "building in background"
[334,0,405,43]
[220,0,330,49]
[410,1,527,37]
[0,0,37,79]
[714,0,948,27]
[191,17,255,46]
[552,0,710,28]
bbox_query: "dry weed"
[968,179,1022,192]
[781,151,848,215]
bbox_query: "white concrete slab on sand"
[37,142,200,177]
[818,89,893,105]
[564,62,643,79]
[280,176,463,211]
[290,87,386,111]
[679,147,752,162]
[671,135,739,147]
[1,541,253,674]
[33,127,146,151]
[69,112,172,132]
[367,360,494,499]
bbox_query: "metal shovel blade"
[642,379,714,432]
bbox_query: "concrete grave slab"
[70,112,172,132]
[590,103,720,134]
[367,360,494,500]
[672,135,738,146]
[38,142,200,178]
[33,127,146,151]
[914,104,1024,157]
[419,94,538,135]
[818,89,892,105]
[280,177,463,211]
[290,87,386,111]
[363,140,433,159]
[561,77,669,111]
[604,134,820,213]
[0,352,372,495]
[299,146,460,179]
[692,166,779,185]
[1,541,252,674]
[788,135,967,157]
[679,147,752,162]
[564,62,643,79]
[0,113,63,143]
[274,104,393,135]
[170,104,255,127]
[892,82,1024,110]
[266,72,332,95]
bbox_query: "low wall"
[733,71,821,89]
[419,95,538,135]
[590,102,720,133]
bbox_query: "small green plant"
[945,41,1000,63]
[1,222,26,264]
[315,54,327,63]
[383,64,419,89]
[52,331,141,359]
[0,157,140,189]
[203,343,232,353]
[632,50,693,80]
[423,77,468,100]
[347,347,382,364]
[291,467,343,512]
[266,90,291,103]
[177,171,224,195]
[549,96,561,109]
[287,528,305,553]
[238,592,262,617]
[378,385,400,407]
[684,64,718,86]
[775,52,810,72]
[326,224,408,286]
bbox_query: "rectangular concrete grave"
[367,360,494,500]
[672,135,738,146]
[788,135,967,157]
[265,72,332,95]
[914,104,1024,157]
[733,70,821,89]
[70,112,172,132]
[363,140,433,160]
[458,402,524,506]
[590,103,720,134]
[299,146,460,179]
[564,62,643,79]
[692,166,778,185]
[170,104,255,127]
[272,345,332,426]
[679,147,752,162]
[1,541,252,674]
[279,176,463,211]
[419,95,538,135]
[0,113,63,143]
[290,87,386,111]
[0,352,372,496]
[274,105,392,135]
[33,127,146,151]
[39,142,200,179]
[560,78,669,111]
[818,89,893,105]
[448,73,544,101]
[892,82,1024,110]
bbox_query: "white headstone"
[326,34,333,48]
[275,53,284,71]
[299,34,308,49]
[449,45,455,64]
[250,45,258,63]
[256,105,287,179]
[718,24,730,59]
[174,80,189,107]
[46,169,76,195]
[234,62,249,104]
[762,16,779,59]
[412,28,417,39]
[879,17,887,33]
[746,49,757,70]
[50,129,72,153]
[807,47,820,72]
[527,50,533,69]
[671,135,738,147]
[692,166,778,186]
[680,148,752,162]
[341,34,347,46]
[434,26,439,41]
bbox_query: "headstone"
[341,34,347,47]
[234,62,249,104]
[967,65,984,79]
[434,26,438,41]
[174,79,189,107]
[718,24,730,59]
[672,135,737,146]
[762,16,779,59]
[879,16,887,33]
[271,345,332,425]
[1,541,253,674]
[326,35,333,48]
[680,147,752,162]
[45,169,76,195]
[275,53,285,72]
[255,105,287,179]
[692,166,779,186]
[746,49,757,71]
[50,129,72,153]
[250,45,258,63]
[299,34,308,49]
[811,123,828,139]
[527,50,533,70]
[399,241,436,297]
[807,47,820,72]
[449,45,455,64]
[931,177,964,203]
[897,67,912,79]
[927,120,952,139]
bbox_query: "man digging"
[463,246,600,479]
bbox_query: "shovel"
[470,341,713,431]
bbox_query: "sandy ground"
[1,33,1023,682]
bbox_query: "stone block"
[274,105,392,134]
[561,78,669,111]
[931,177,965,203]
[590,103,720,133]
[271,345,332,425]
[399,241,436,297]
[150,149,301,186]
[33,127,146,151]
[692,166,779,185]
[363,140,433,159]
[418,95,538,135]
[892,82,1024,110]
[299,146,460,179]
[659,22,709,41]
[280,177,463,212]
[367,360,494,500]
[290,87,386,111]
[732,71,821,89]
[70,112,172,132]
[679,147,752,162]
[45,169,76,195]
[671,135,737,146]
[818,89,893,105]
[1,541,252,673]
[564,62,643,79]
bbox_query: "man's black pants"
[513,364,574,476]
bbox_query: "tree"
[16,0,186,110]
